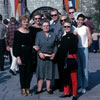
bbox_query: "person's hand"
[33,46,40,51]
[50,53,55,60]
[58,44,60,48]
[74,31,78,35]
[6,46,10,51]
[39,53,45,59]
[17,57,22,65]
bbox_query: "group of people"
[0,7,94,100]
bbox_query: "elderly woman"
[34,19,59,94]
[13,15,34,96]
[59,20,78,100]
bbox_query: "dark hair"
[69,7,76,12]
[50,8,59,14]
[60,14,69,25]
[41,18,50,26]
[10,17,16,23]
[32,12,41,19]
[0,14,2,21]
[85,16,91,20]
[77,14,85,20]
[63,19,72,26]
[3,19,9,25]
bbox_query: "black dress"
[13,30,33,89]
[29,26,42,45]
[29,26,42,72]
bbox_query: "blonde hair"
[19,15,29,24]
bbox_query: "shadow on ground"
[0,72,11,84]
[77,70,100,99]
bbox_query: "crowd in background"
[0,6,99,100]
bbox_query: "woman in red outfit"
[59,20,78,100]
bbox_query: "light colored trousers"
[77,48,88,88]
[10,48,18,72]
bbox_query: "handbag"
[64,55,78,69]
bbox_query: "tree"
[92,0,100,31]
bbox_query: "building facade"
[0,0,96,19]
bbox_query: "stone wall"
[0,0,97,19]
[79,0,96,16]
[27,0,63,14]
[0,0,11,19]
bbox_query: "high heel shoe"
[34,90,43,94]
[47,89,53,94]
[21,89,27,96]
[59,93,71,98]
[26,89,32,96]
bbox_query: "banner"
[64,0,69,15]
[18,3,21,17]
[76,0,79,11]
[9,0,26,18]
[21,0,25,15]
[72,0,75,8]
[64,0,79,13]
[10,0,15,17]
[15,0,19,17]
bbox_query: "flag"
[64,0,69,15]
[21,0,25,15]
[10,0,15,17]
[76,0,79,11]
[18,3,21,16]
[72,0,75,8]
[15,0,19,17]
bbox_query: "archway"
[30,6,54,19]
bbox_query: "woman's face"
[77,17,84,27]
[34,15,41,25]
[64,22,71,32]
[21,19,29,29]
[60,16,67,25]
[42,22,50,33]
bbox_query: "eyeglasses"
[64,26,71,28]
[60,19,67,22]
[42,25,49,27]
[34,18,41,20]
[69,12,74,14]
[51,14,57,17]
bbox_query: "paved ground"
[0,53,100,100]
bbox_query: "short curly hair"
[19,15,29,23]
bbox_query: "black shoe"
[72,96,77,100]
[34,90,43,94]
[9,69,16,75]
[59,94,71,98]
[16,70,19,73]
[47,90,53,94]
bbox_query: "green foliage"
[92,0,100,31]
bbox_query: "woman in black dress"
[13,15,34,96]
[29,12,42,72]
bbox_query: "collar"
[62,31,70,37]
